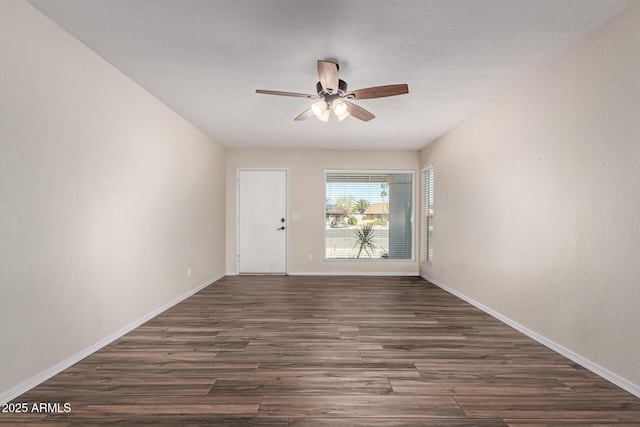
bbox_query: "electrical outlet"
[308,254,313,262]
[187,267,192,277]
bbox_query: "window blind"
[422,167,434,263]
[325,171,414,260]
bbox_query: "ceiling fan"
[256,60,409,122]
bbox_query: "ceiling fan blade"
[344,101,375,122]
[294,108,315,121]
[256,89,318,99]
[346,84,409,100]
[317,60,339,93]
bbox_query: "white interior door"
[238,169,287,273]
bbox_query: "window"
[325,170,414,260]
[422,166,434,263]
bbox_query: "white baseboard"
[227,271,418,276]
[0,273,224,405]
[289,271,419,276]
[421,274,640,398]
[228,271,419,276]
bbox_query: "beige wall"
[225,149,420,275]
[0,0,226,398]
[420,1,640,391]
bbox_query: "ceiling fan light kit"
[333,99,347,116]
[256,60,409,122]
[318,109,330,122]
[311,100,327,117]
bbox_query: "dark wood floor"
[2,275,639,426]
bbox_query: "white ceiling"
[27,0,632,150]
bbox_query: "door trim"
[236,168,289,275]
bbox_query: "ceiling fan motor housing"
[316,79,348,97]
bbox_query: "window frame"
[323,169,416,261]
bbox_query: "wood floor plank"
[288,418,508,426]
[258,394,464,418]
[208,376,392,395]
[505,421,640,426]
[1,275,637,426]
[455,395,640,419]
[254,368,422,379]
[67,420,289,427]
[390,379,575,396]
